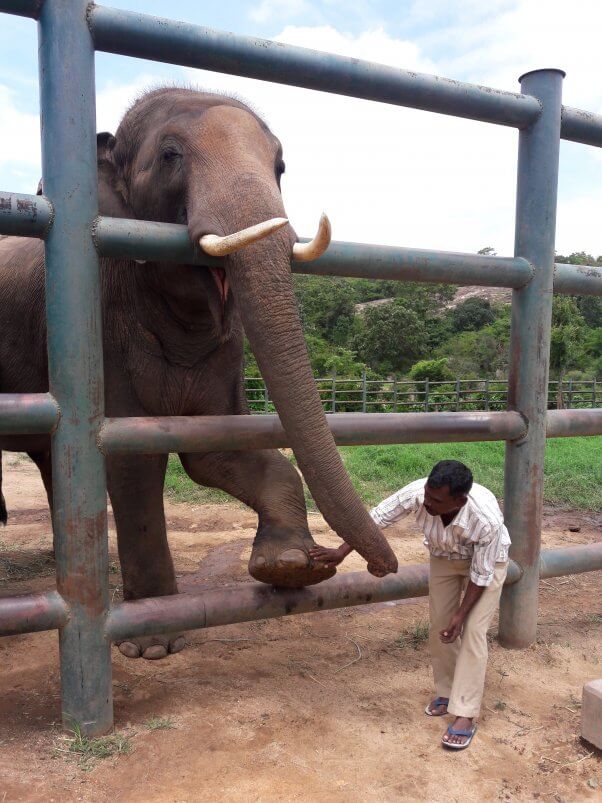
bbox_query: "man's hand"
[440,611,465,643]
[309,543,351,569]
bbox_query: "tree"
[409,358,453,382]
[293,275,356,343]
[575,295,602,329]
[549,297,587,407]
[451,297,496,332]
[478,246,497,256]
[355,299,427,374]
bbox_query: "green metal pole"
[38,0,112,734]
[499,69,564,649]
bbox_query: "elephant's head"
[99,88,397,578]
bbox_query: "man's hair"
[427,460,473,497]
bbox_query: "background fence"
[245,376,599,413]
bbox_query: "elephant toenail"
[143,645,169,660]
[253,556,266,568]
[170,636,186,654]
[118,641,141,659]
[277,549,308,569]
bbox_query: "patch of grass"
[395,619,430,649]
[54,725,131,769]
[161,438,601,511]
[146,717,175,731]
[340,437,602,511]
[164,455,236,505]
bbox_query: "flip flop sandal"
[424,696,449,716]
[442,723,477,750]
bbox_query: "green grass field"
[165,436,601,511]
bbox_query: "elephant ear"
[97,131,135,219]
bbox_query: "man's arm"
[309,482,420,568]
[439,581,485,642]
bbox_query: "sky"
[1,0,600,257]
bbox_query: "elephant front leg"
[107,453,185,660]
[179,449,336,588]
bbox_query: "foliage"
[409,358,453,382]
[549,297,587,389]
[354,299,428,374]
[451,297,496,332]
[436,310,511,377]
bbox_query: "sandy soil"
[0,454,600,802]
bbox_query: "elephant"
[0,87,397,659]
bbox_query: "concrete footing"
[581,679,602,749]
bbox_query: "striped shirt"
[370,478,511,587]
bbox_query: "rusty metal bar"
[2,542,601,639]
[0,393,59,434]
[106,561,524,642]
[98,410,528,455]
[499,70,564,650]
[89,4,540,129]
[546,408,602,437]
[554,262,602,297]
[0,192,53,238]
[0,0,42,17]
[38,0,112,736]
[0,591,68,636]
[93,216,601,295]
[539,543,602,579]
[561,106,602,148]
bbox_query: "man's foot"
[425,696,449,716]
[442,716,476,748]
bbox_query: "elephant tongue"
[210,267,230,305]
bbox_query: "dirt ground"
[0,454,600,803]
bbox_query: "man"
[309,459,510,751]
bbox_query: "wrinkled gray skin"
[0,88,396,659]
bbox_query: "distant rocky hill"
[355,286,512,315]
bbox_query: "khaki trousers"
[428,556,507,718]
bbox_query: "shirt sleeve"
[469,525,505,587]
[369,483,417,528]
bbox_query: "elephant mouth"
[209,266,230,306]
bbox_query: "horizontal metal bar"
[0,591,68,636]
[1,543,599,639]
[0,0,41,18]
[94,217,602,294]
[0,393,60,435]
[554,262,602,297]
[539,543,602,579]
[90,4,540,129]
[546,408,602,437]
[106,560,523,642]
[0,192,53,238]
[99,411,528,454]
[560,106,602,148]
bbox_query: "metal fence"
[245,376,599,413]
[0,0,601,738]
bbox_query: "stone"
[581,679,602,749]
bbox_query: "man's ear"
[97,131,134,219]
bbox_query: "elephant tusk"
[292,213,331,262]
[199,217,289,257]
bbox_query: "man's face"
[423,482,467,517]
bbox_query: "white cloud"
[0,85,41,193]
[249,0,314,24]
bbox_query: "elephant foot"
[248,525,336,588]
[116,633,186,660]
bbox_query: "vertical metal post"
[38,0,112,734]
[362,370,367,412]
[455,379,461,411]
[499,69,564,649]
[484,378,490,411]
[392,376,398,412]
[567,377,573,409]
[424,379,429,412]
[331,370,336,413]
[593,379,597,408]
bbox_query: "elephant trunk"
[220,220,398,577]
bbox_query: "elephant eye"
[161,147,182,164]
